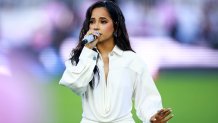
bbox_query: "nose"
[93,22,99,31]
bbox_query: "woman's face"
[89,7,114,43]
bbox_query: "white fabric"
[59,46,163,123]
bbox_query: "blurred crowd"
[1,0,218,78]
[2,1,218,123]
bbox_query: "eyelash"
[101,21,107,24]
[89,20,94,24]
[89,20,107,24]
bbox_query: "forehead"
[91,7,111,19]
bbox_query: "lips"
[93,31,102,36]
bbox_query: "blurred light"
[39,47,59,75]
[59,37,77,62]
[0,65,11,76]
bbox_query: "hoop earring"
[113,31,117,38]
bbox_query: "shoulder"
[123,51,145,64]
[122,51,148,74]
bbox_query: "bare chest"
[102,56,109,82]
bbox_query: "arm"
[59,46,98,96]
[133,65,163,123]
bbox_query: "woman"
[59,1,173,123]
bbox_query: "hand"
[150,108,174,123]
[84,30,101,49]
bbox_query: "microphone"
[82,31,101,44]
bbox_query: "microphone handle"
[82,34,96,44]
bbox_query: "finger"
[157,108,165,115]
[159,108,172,116]
[163,108,172,113]
[157,109,169,118]
[155,108,172,122]
[153,109,164,120]
[162,108,172,117]
[85,30,92,35]
[162,114,174,123]
[163,110,171,118]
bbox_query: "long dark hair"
[70,0,134,88]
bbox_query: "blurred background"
[1,0,218,123]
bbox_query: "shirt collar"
[112,45,123,56]
[94,45,123,56]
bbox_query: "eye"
[101,20,107,24]
[89,20,94,24]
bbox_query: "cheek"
[103,24,114,35]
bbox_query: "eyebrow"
[90,17,108,20]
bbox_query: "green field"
[50,69,218,123]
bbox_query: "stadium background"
[1,0,218,123]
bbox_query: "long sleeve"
[133,65,163,123]
[59,47,98,96]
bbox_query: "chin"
[97,40,104,44]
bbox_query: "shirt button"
[93,56,97,60]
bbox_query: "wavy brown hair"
[70,0,134,88]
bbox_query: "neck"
[97,39,115,55]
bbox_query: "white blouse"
[59,46,163,123]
